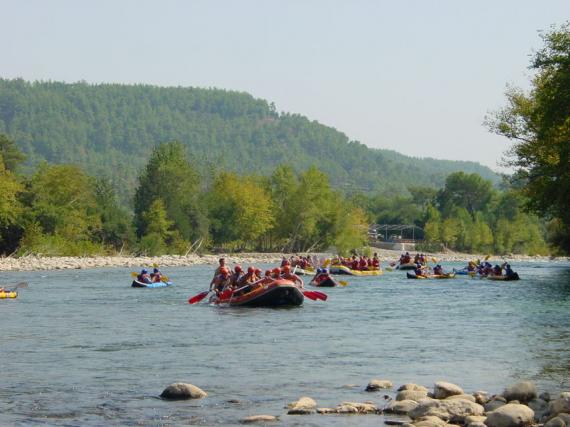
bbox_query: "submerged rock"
[528,398,549,421]
[338,401,378,414]
[241,415,277,423]
[544,417,566,427]
[366,379,393,391]
[288,396,317,415]
[550,392,570,416]
[484,403,534,427]
[160,383,207,400]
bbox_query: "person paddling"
[137,269,152,284]
[281,265,304,287]
[150,267,163,283]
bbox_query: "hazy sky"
[2,1,568,170]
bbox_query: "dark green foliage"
[0,79,499,206]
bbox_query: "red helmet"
[254,268,261,274]
[282,265,291,273]
[234,265,243,273]
[272,267,281,275]
[247,266,255,274]
[221,267,230,276]
[264,270,271,276]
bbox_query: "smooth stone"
[397,390,430,402]
[502,382,538,404]
[160,383,207,400]
[468,422,488,427]
[399,384,429,393]
[288,396,317,415]
[446,394,476,403]
[410,398,485,424]
[338,401,378,414]
[485,400,507,412]
[336,404,359,414]
[540,392,552,402]
[474,392,491,405]
[544,417,566,427]
[557,414,570,425]
[434,381,465,399]
[385,399,419,415]
[366,379,393,391]
[413,415,449,427]
[528,398,550,421]
[484,403,534,427]
[241,415,277,423]
[551,393,570,416]
[465,416,488,424]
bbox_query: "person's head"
[153,268,159,273]
[221,267,230,277]
[218,258,226,266]
[247,266,255,274]
[282,265,291,273]
[272,267,281,276]
[234,265,243,273]
[264,270,271,277]
[141,268,148,274]
[254,268,262,275]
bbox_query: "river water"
[1,262,569,426]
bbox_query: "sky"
[1,1,569,171]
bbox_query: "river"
[1,262,569,426]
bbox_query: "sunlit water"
[1,262,569,426]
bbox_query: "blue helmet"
[317,268,322,274]
[153,268,159,273]
[141,268,148,274]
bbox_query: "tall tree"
[437,172,493,219]
[487,22,570,252]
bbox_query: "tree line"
[0,135,551,257]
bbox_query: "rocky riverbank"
[0,248,567,272]
[160,379,570,426]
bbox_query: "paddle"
[338,280,348,287]
[306,289,327,301]
[188,290,211,304]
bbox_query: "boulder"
[465,415,488,424]
[544,417,566,427]
[551,393,570,416]
[413,415,449,427]
[485,399,507,413]
[502,382,538,404]
[409,398,485,424]
[446,394,476,403]
[160,383,207,400]
[474,392,490,405]
[385,399,419,415]
[241,415,277,423]
[366,379,393,391]
[399,384,429,393]
[316,408,337,414]
[484,403,534,427]
[434,381,464,399]
[397,390,430,402]
[540,392,551,402]
[558,414,570,425]
[288,396,317,415]
[337,401,378,414]
[528,398,550,421]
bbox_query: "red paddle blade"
[218,289,233,300]
[302,290,318,301]
[312,290,328,301]
[188,290,210,304]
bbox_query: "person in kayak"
[433,264,444,275]
[150,267,163,283]
[414,263,426,278]
[137,268,152,284]
[401,252,411,264]
[492,265,503,276]
[505,264,515,276]
[231,265,244,287]
[372,253,380,269]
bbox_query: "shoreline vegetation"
[1,249,567,272]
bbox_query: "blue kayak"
[131,280,173,288]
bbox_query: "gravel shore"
[0,248,567,272]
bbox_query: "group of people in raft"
[135,268,164,284]
[209,257,304,297]
[331,253,381,271]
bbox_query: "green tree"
[487,22,570,252]
[437,172,493,219]
[0,134,26,172]
[134,141,208,243]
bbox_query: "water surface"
[1,262,569,426]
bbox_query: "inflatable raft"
[210,279,304,307]
[397,262,417,270]
[0,290,18,299]
[328,265,383,276]
[131,280,173,288]
[407,272,456,280]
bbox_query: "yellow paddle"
[338,280,348,286]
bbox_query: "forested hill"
[0,78,499,202]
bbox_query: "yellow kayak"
[407,272,456,280]
[329,265,383,276]
[0,290,18,299]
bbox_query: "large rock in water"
[409,398,484,424]
[287,397,317,415]
[160,383,207,400]
[484,403,534,427]
[385,399,419,415]
[503,382,538,404]
[399,384,429,393]
[550,392,570,416]
[397,390,429,402]
[366,379,393,391]
[434,381,464,399]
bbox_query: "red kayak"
[210,279,304,307]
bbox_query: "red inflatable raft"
[210,279,304,307]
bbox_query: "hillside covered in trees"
[0,79,498,203]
